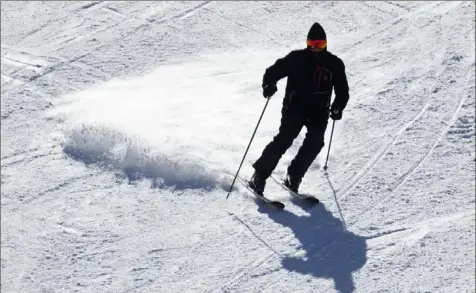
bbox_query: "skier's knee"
[316,140,325,150]
[273,132,296,148]
[306,138,324,153]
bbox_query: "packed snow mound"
[61,124,223,190]
[48,53,270,191]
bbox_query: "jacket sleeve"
[262,52,293,87]
[331,58,350,112]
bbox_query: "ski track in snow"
[352,66,475,224]
[336,2,451,197]
[1,1,475,293]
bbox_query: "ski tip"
[307,197,320,204]
[272,202,285,209]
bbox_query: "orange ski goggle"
[306,39,327,49]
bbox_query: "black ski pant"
[252,108,328,180]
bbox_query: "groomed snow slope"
[1,2,475,293]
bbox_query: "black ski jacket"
[263,48,349,117]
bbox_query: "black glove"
[262,84,277,98]
[330,108,343,120]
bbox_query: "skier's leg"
[287,118,328,183]
[252,110,304,179]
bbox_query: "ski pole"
[323,120,336,171]
[226,98,271,199]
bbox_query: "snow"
[1,1,475,293]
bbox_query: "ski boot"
[283,173,302,193]
[248,171,266,195]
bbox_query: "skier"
[248,22,350,195]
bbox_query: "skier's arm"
[262,53,292,87]
[331,58,350,112]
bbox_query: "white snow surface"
[1,1,475,293]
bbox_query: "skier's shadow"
[257,201,367,293]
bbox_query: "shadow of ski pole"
[325,172,348,230]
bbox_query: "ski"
[236,177,285,209]
[270,174,320,204]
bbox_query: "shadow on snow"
[257,201,367,293]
